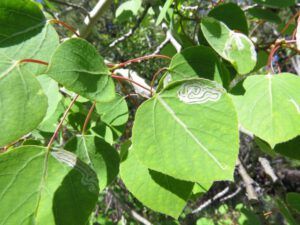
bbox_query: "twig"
[152,23,182,55]
[111,74,152,93]
[109,5,150,47]
[113,54,171,69]
[236,158,258,202]
[82,102,96,135]
[50,19,80,37]
[47,95,79,149]
[220,186,242,202]
[191,187,230,214]
[259,157,279,183]
[78,0,113,38]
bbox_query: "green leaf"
[247,7,281,24]
[115,0,142,22]
[231,74,300,148]
[208,3,248,35]
[132,78,239,184]
[156,0,173,26]
[0,0,45,46]
[201,17,257,74]
[0,65,48,147]
[196,218,215,225]
[37,75,62,130]
[65,135,120,191]
[253,0,296,8]
[96,94,129,127]
[286,192,300,212]
[46,38,115,102]
[0,1,59,75]
[120,147,193,218]
[276,199,298,225]
[255,136,300,160]
[168,46,230,88]
[0,146,99,225]
[91,121,115,145]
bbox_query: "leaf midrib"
[156,95,225,170]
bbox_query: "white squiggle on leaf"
[51,150,98,193]
[223,31,257,62]
[177,81,224,104]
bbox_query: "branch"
[109,4,150,47]
[78,0,113,38]
[236,158,258,202]
[191,187,230,214]
[258,157,279,183]
[152,23,182,55]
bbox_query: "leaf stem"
[82,102,96,135]
[47,95,79,150]
[267,44,281,73]
[49,19,80,37]
[111,54,171,70]
[280,11,299,35]
[19,59,49,66]
[150,67,168,95]
[111,74,152,92]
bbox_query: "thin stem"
[47,95,79,149]
[267,44,281,73]
[111,74,152,92]
[82,102,96,135]
[280,11,299,35]
[150,67,168,95]
[49,19,80,37]
[19,59,49,66]
[112,54,171,70]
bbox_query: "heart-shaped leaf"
[46,38,115,102]
[201,17,257,74]
[132,78,239,184]
[0,146,99,225]
[232,74,300,147]
[0,65,48,147]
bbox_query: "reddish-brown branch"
[49,19,80,37]
[280,11,300,35]
[112,54,171,69]
[82,102,96,135]
[111,74,151,92]
[19,59,49,66]
[47,95,79,149]
[267,44,281,73]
